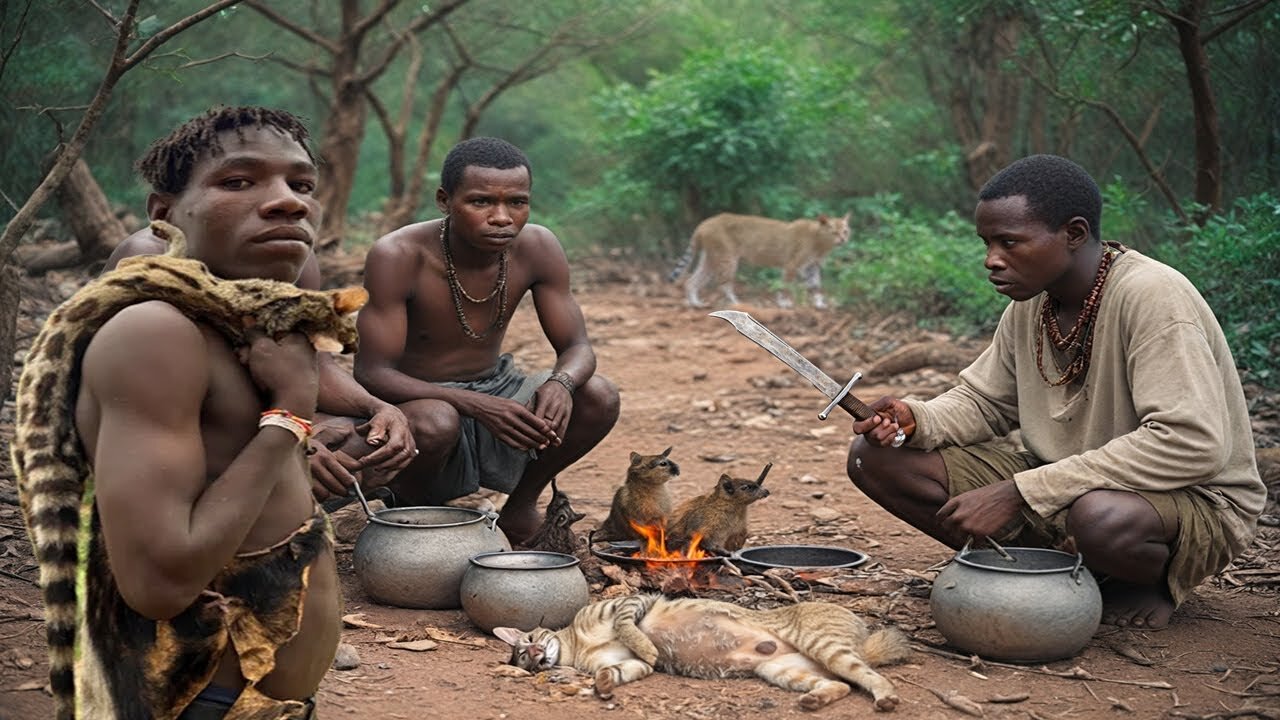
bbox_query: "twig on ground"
[910,643,1175,689]
[894,674,985,717]
[0,568,36,585]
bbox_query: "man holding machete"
[845,155,1264,629]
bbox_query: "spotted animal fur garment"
[11,220,366,720]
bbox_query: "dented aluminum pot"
[460,551,590,632]
[352,482,511,609]
[929,540,1102,663]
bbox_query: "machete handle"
[837,393,917,437]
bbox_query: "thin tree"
[374,10,654,233]
[247,0,468,248]
[0,0,243,406]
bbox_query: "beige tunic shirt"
[904,250,1265,555]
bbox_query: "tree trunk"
[1171,0,1222,222]
[315,81,367,250]
[56,157,128,259]
[379,64,465,235]
[0,264,19,405]
[967,10,1023,190]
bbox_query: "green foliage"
[828,195,1007,334]
[1150,194,1280,388]
[575,41,860,255]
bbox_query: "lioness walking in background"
[669,212,851,308]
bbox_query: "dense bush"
[826,195,1007,335]
[1150,194,1280,389]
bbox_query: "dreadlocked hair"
[135,106,315,195]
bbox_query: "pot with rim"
[460,550,590,632]
[929,539,1102,663]
[351,482,511,609]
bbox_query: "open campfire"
[586,522,753,596]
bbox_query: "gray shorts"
[425,353,550,503]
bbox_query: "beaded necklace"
[440,216,509,340]
[1034,241,1126,386]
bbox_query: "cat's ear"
[660,446,673,457]
[492,627,525,646]
[331,286,369,315]
[719,474,734,494]
[629,451,641,465]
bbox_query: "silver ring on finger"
[891,429,907,448]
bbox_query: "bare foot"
[1100,580,1176,629]
[444,489,508,514]
[497,501,541,546]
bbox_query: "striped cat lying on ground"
[495,593,909,711]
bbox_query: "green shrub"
[1149,194,1280,388]
[828,196,1006,335]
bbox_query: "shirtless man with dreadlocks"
[105,115,417,506]
[55,106,343,719]
[355,136,620,544]
[846,154,1264,630]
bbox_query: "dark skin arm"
[851,395,1026,540]
[524,231,596,442]
[355,230,577,451]
[103,229,415,498]
[80,303,316,619]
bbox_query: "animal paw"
[798,693,827,711]
[593,669,615,700]
[873,693,899,712]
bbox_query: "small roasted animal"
[494,593,910,711]
[668,463,771,555]
[518,478,587,556]
[594,447,679,542]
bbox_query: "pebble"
[810,507,842,523]
[332,642,360,670]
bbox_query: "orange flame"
[628,521,708,569]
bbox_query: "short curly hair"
[978,154,1102,241]
[136,106,315,195]
[440,136,531,194]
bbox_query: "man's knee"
[847,436,893,490]
[400,399,461,452]
[577,374,620,425]
[1067,490,1168,554]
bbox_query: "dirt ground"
[1,255,1278,720]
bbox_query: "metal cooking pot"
[929,539,1102,663]
[460,551,590,632]
[351,481,510,609]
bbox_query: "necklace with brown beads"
[440,215,509,340]
[1034,241,1126,386]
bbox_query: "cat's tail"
[667,230,701,282]
[861,626,912,667]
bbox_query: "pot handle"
[350,475,375,519]
[483,510,501,532]
[959,536,1016,562]
[1070,552,1087,585]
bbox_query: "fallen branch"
[911,643,1175,689]
[0,568,36,585]
[895,675,984,717]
